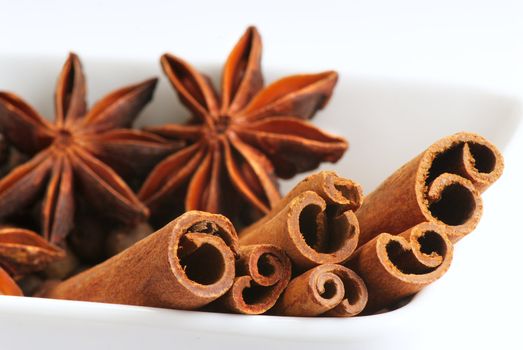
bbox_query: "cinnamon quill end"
[42,211,239,310]
[240,171,362,270]
[273,264,367,317]
[348,222,453,313]
[357,132,502,245]
[217,244,291,314]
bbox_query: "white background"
[1,0,522,94]
[0,1,522,349]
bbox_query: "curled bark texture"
[0,266,23,296]
[274,264,367,317]
[218,244,291,314]
[240,171,362,271]
[348,222,453,313]
[356,132,503,245]
[42,211,239,310]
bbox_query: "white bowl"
[0,55,521,349]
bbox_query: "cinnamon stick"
[348,222,453,313]
[240,171,362,270]
[217,244,291,314]
[42,211,239,310]
[356,132,503,245]
[273,264,367,317]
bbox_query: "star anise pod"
[0,227,64,296]
[140,27,348,222]
[0,227,64,276]
[0,268,21,295]
[0,133,7,167]
[0,53,175,245]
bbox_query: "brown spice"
[0,267,22,296]
[0,227,64,277]
[0,133,7,167]
[273,264,367,317]
[66,204,110,263]
[139,27,347,224]
[43,245,79,280]
[41,211,239,310]
[217,244,291,314]
[0,226,64,296]
[356,132,503,245]
[348,222,453,313]
[240,171,362,271]
[0,53,177,245]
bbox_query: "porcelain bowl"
[0,55,521,350]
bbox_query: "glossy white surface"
[0,55,521,349]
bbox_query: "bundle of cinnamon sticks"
[37,132,503,317]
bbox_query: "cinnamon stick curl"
[217,244,291,314]
[356,132,502,245]
[348,222,453,313]
[240,171,362,270]
[273,263,368,317]
[42,211,239,310]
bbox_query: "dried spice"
[356,132,503,245]
[216,244,291,314]
[240,171,362,271]
[42,211,239,310]
[140,27,347,223]
[0,227,64,295]
[0,133,7,167]
[0,24,505,319]
[273,264,367,317]
[0,267,22,296]
[0,53,176,245]
[347,222,453,313]
[0,227,64,277]
[43,245,80,280]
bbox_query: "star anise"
[140,27,348,222]
[0,53,176,245]
[0,267,21,296]
[0,227,64,296]
[0,133,7,167]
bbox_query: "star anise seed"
[140,26,348,223]
[0,53,177,245]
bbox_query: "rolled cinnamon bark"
[217,244,291,314]
[42,211,239,310]
[273,264,367,317]
[348,222,453,313]
[246,171,362,232]
[356,132,503,245]
[240,171,362,270]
